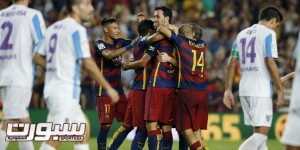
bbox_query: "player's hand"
[107,88,119,104]
[276,89,285,107]
[223,89,235,109]
[157,52,171,63]
[121,61,130,70]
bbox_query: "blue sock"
[147,130,160,150]
[131,127,147,150]
[179,133,188,150]
[160,131,173,150]
[108,126,132,150]
[97,126,110,150]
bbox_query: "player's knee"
[254,126,269,135]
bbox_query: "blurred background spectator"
[1,0,298,112]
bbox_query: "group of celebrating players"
[1,0,300,150]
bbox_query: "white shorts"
[45,93,86,124]
[0,86,32,119]
[240,96,273,127]
[281,108,300,146]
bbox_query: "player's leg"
[160,125,173,150]
[108,95,132,150]
[145,88,163,150]
[73,112,91,150]
[131,90,147,150]
[0,86,34,150]
[239,97,272,150]
[96,96,114,150]
[159,88,176,150]
[131,127,147,150]
[282,108,300,150]
[178,132,188,150]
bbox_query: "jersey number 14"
[240,37,256,64]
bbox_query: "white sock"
[74,144,89,150]
[0,129,8,150]
[19,141,34,150]
[39,143,56,150]
[258,141,268,150]
[239,133,267,150]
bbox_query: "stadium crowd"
[0,0,298,111]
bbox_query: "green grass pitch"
[7,138,283,150]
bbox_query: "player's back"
[42,17,90,100]
[234,24,278,97]
[0,4,45,87]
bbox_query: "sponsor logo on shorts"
[6,122,86,142]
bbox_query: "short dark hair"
[191,23,203,40]
[259,6,283,22]
[65,0,81,13]
[101,17,117,26]
[138,20,155,36]
[154,6,173,23]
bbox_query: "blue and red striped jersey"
[170,33,208,90]
[145,38,177,88]
[131,39,151,90]
[94,38,131,96]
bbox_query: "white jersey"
[37,17,91,100]
[231,24,278,97]
[0,4,46,87]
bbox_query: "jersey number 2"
[0,21,13,50]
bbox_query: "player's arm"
[33,53,46,68]
[145,32,165,43]
[157,52,177,66]
[223,42,238,109]
[82,58,119,103]
[264,33,284,106]
[123,53,151,69]
[265,58,284,102]
[157,25,172,38]
[281,72,295,82]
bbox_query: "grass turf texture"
[7,138,283,150]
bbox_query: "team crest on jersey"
[97,43,106,50]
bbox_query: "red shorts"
[176,89,208,131]
[123,90,146,128]
[144,87,175,125]
[96,94,128,124]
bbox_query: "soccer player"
[94,18,132,150]
[33,0,119,149]
[0,0,46,149]
[281,32,300,150]
[142,6,178,150]
[223,6,284,150]
[121,19,156,150]
[157,23,208,150]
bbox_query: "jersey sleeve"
[31,11,46,52]
[230,40,239,59]
[35,37,46,56]
[170,32,183,46]
[264,32,278,58]
[71,28,91,59]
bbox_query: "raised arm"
[157,25,173,38]
[123,54,151,70]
